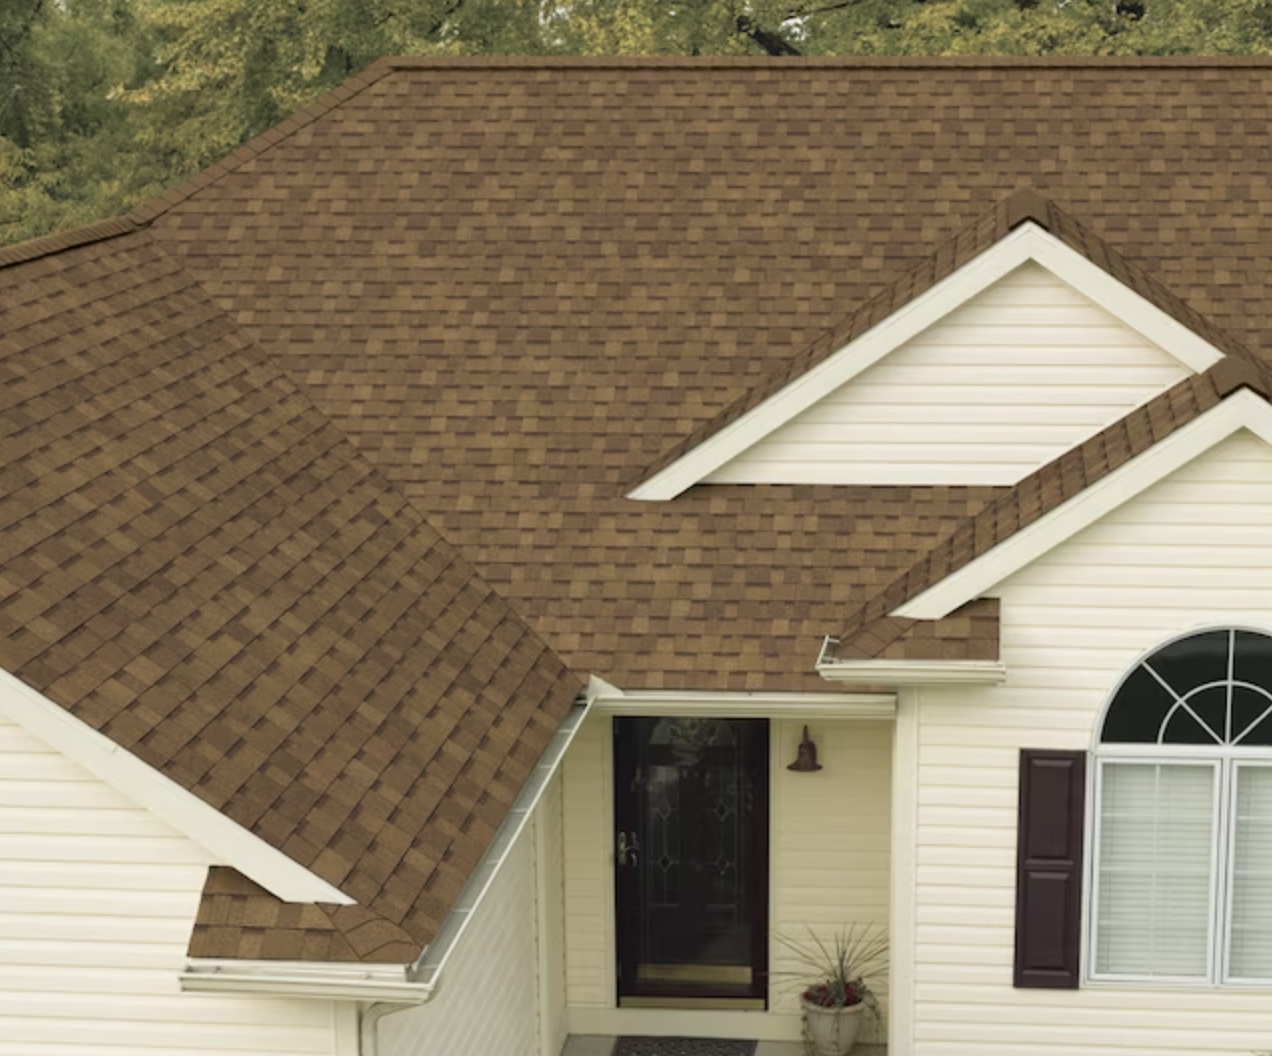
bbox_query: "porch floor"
[562,1037,886,1056]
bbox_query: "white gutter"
[180,961,431,1003]
[181,690,594,1008]
[589,681,896,718]
[408,691,592,986]
[815,636,1007,686]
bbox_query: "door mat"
[613,1039,757,1056]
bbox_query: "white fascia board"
[1027,231,1222,374]
[895,389,1272,621]
[815,660,1007,686]
[629,223,1224,501]
[0,665,350,904]
[181,960,427,1004]
[590,686,897,719]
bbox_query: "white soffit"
[629,223,1225,501]
[895,390,1272,621]
[0,665,351,904]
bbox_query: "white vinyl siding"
[770,719,891,1041]
[0,716,336,1056]
[378,809,542,1056]
[1093,761,1217,980]
[910,429,1272,1054]
[704,262,1189,487]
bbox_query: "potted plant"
[776,923,888,1056]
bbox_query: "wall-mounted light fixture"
[787,725,823,772]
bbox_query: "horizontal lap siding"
[379,817,541,1056]
[706,263,1188,487]
[771,720,891,1041]
[913,430,1272,1055]
[0,718,334,1056]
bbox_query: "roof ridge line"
[381,55,1272,70]
[128,58,397,226]
[0,215,144,270]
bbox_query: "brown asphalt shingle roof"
[8,57,1272,963]
[0,226,581,962]
[136,57,1272,690]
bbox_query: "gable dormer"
[631,195,1236,499]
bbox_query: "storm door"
[614,716,769,1008]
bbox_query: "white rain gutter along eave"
[814,636,1008,686]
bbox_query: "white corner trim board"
[629,222,1224,501]
[895,389,1272,621]
[0,665,350,904]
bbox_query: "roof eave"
[180,959,430,1004]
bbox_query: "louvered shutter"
[1014,749,1085,988]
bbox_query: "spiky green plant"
[774,922,889,1012]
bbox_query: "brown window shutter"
[1014,748,1086,989]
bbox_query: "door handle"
[617,830,640,867]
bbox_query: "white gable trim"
[894,390,1272,621]
[629,223,1225,501]
[0,665,351,904]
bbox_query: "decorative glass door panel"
[614,717,769,1007]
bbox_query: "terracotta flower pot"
[801,998,863,1056]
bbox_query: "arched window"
[1092,628,1272,983]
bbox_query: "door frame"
[612,715,771,1007]
[582,691,898,1021]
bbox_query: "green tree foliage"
[0,0,170,243]
[5,0,1272,246]
[128,0,554,170]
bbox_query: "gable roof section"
[631,190,1252,500]
[0,225,582,962]
[821,357,1272,662]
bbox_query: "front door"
[614,716,769,1008]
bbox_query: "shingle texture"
[9,57,1272,965]
[133,57,1272,690]
[0,228,581,961]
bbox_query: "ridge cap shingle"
[127,58,397,226]
[380,55,1272,70]
[0,215,143,270]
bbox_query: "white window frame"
[1088,752,1222,985]
[1087,626,1272,988]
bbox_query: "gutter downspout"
[359,1001,403,1056]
